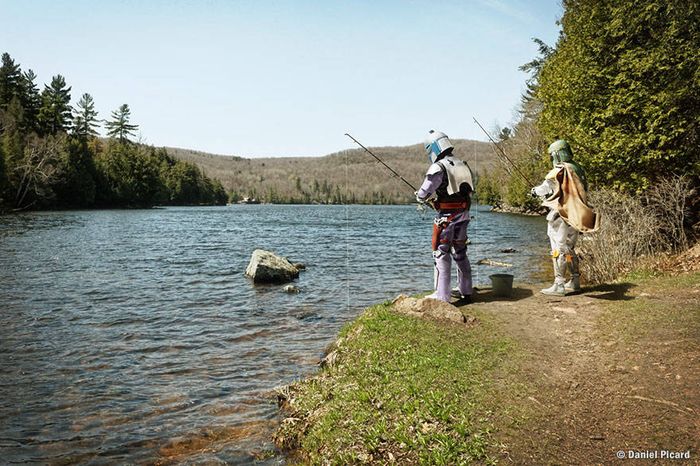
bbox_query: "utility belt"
[435,200,469,212]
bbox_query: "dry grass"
[579,176,693,284]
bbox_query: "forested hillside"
[167,139,495,204]
[0,53,227,211]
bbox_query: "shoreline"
[272,269,700,463]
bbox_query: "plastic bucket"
[489,274,514,297]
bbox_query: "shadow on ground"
[582,282,636,301]
[462,287,534,305]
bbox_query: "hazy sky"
[1,0,562,157]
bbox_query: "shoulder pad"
[426,162,444,176]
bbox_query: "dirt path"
[466,277,700,464]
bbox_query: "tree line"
[0,52,227,211]
[477,0,699,217]
[168,139,496,206]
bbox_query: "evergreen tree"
[1,97,26,187]
[72,93,100,139]
[95,141,160,206]
[537,0,700,192]
[38,75,72,135]
[105,104,138,142]
[19,69,41,132]
[0,53,22,111]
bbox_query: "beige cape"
[542,165,600,233]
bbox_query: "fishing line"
[345,147,350,312]
[473,139,479,288]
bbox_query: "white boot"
[541,282,566,296]
[542,255,568,296]
[564,276,581,292]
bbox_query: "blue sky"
[1,0,562,157]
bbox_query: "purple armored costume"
[417,151,474,303]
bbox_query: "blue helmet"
[424,130,454,164]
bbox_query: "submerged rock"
[391,295,474,325]
[500,248,518,253]
[477,258,513,267]
[245,249,300,284]
[283,285,300,293]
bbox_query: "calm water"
[0,205,546,464]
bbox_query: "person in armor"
[415,130,475,303]
[531,139,590,296]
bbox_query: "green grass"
[276,304,522,465]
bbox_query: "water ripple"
[0,205,546,463]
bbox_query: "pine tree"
[0,53,22,111]
[105,104,138,143]
[1,97,26,178]
[72,93,100,139]
[20,70,41,132]
[38,75,72,135]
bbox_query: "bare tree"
[14,134,65,210]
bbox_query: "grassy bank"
[275,302,528,464]
[275,271,700,464]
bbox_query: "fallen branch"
[626,395,695,416]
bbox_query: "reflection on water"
[0,205,546,463]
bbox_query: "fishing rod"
[344,133,417,191]
[344,133,437,211]
[472,117,536,187]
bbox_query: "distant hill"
[166,139,497,204]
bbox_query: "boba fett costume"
[416,130,475,303]
[531,140,590,296]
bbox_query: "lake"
[0,204,546,464]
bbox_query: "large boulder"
[391,295,475,325]
[245,249,300,283]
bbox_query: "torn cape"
[542,164,600,233]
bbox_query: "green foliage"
[1,97,26,193]
[476,171,502,206]
[19,70,41,132]
[52,138,97,207]
[105,104,138,143]
[156,148,227,205]
[0,52,227,210]
[95,142,162,206]
[38,75,72,135]
[537,0,700,192]
[0,53,22,111]
[72,93,100,139]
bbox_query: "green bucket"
[489,273,514,297]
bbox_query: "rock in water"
[245,249,300,283]
[391,295,472,325]
[476,258,513,267]
[283,285,300,293]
